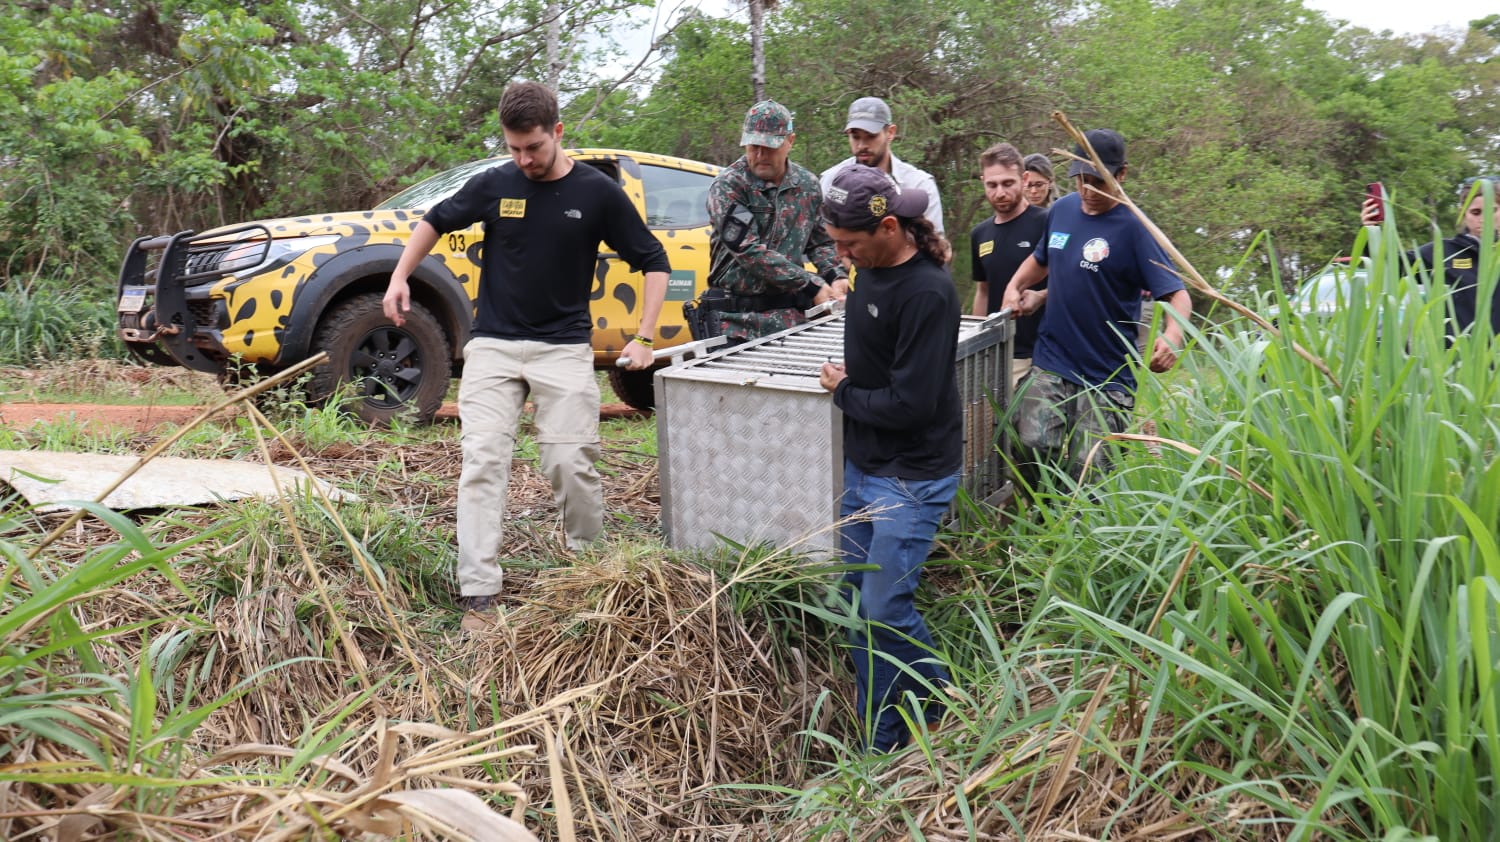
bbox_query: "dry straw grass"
[2,531,832,839]
[1,369,834,839]
[455,548,834,838]
[2,352,1299,840]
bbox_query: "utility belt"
[683,286,813,341]
[704,287,806,312]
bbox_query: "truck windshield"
[374,158,511,210]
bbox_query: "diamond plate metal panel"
[658,312,1012,555]
[657,377,842,554]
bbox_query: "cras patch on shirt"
[1078,236,1111,272]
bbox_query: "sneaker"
[459,594,502,633]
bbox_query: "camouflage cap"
[740,100,794,149]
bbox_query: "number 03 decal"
[447,233,466,252]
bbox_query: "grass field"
[3,207,1498,839]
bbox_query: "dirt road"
[0,402,647,434]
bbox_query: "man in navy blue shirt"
[1000,128,1191,480]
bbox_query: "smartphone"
[1365,182,1386,224]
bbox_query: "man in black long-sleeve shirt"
[818,164,961,753]
[384,82,669,630]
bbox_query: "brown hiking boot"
[459,594,502,633]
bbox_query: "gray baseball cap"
[844,97,892,134]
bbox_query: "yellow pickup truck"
[116,149,721,422]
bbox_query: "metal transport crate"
[655,311,1014,555]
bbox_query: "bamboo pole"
[1050,110,1342,391]
[23,353,330,562]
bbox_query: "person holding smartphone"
[1361,176,1500,335]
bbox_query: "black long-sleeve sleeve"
[832,254,962,479]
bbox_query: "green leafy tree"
[0,5,150,287]
[573,14,757,163]
[588,0,1068,288]
[1,0,659,292]
[6,0,1496,320]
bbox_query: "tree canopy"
[579,0,1499,297]
[4,0,1497,299]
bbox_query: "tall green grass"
[0,283,124,364]
[758,191,1499,837]
[962,191,1500,838]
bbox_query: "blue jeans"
[838,459,959,752]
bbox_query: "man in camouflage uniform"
[702,100,847,344]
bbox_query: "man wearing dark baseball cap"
[1065,128,1127,178]
[1000,128,1192,480]
[818,164,962,753]
[820,96,945,234]
[700,100,848,345]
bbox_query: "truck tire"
[307,294,450,424]
[607,366,656,411]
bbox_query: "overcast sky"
[604,0,1480,79]
[1289,0,1474,36]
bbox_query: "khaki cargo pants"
[455,338,602,596]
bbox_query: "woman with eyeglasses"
[1021,153,1058,209]
[1361,176,1500,335]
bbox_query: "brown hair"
[1023,153,1055,181]
[979,142,1024,172]
[499,82,559,132]
[902,216,948,264]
